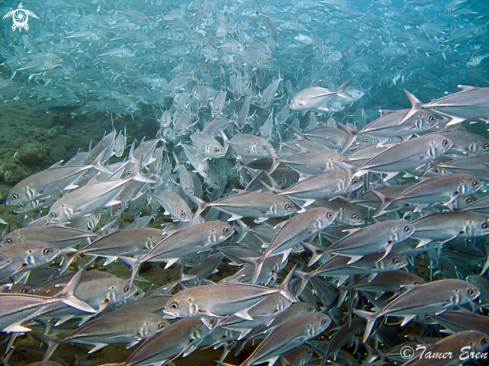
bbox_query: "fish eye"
[214,147,219,152]
[223,227,229,234]
[485,143,489,149]
[11,194,19,200]
[170,301,179,309]
[482,339,488,346]
[466,198,474,204]
[50,213,57,218]
[124,285,130,292]
[442,139,449,146]
[43,248,52,255]
[4,238,13,244]
[482,223,488,229]
[352,214,359,220]
[472,181,479,187]
[428,116,434,122]
[413,282,420,286]
[158,322,166,329]
[468,288,475,295]
[285,203,291,210]
[180,210,186,217]
[393,258,400,264]
[404,226,411,232]
[306,307,312,312]
[326,212,333,219]
[321,319,328,325]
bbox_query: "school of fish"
[1,0,489,365]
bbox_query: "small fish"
[289,80,353,111]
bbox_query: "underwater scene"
[0,0,489,365]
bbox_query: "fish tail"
[186,193,208,218]
[119,256,142,289]
[55,270,96,314]
[58,249,79,274]
[31,332,61,362]
[278,264,298,302]
[400,90,422,124]
[369,189,394,217]
[301,242,326,267]
[337,122,359,154]
[240,256,264,285]
[353,309,377,343]
[335,79,354,100]
[294,270,313,297]
[220,129,229,154]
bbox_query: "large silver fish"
[404,86,489,125]
[354,279,480,342]
[0,270,95,332]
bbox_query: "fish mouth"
[162,309,178,319]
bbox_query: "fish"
[220,312,331,366]
[354,133,454,181]
[34,312,169,359]
[120,221,234,286]
[1,225,97,249]
[404,86,489,126]
[188,191,297,222]
[102,318,212,366]
[289,80,353,111]
[354,279,480,342]
[0,270,95,332]
[162,269,296,326]
[150,191,193,222]
[372,173,482,216]
[250,207,337,283]
[6,163,94,206]
[0,241,62,283]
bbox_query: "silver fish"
[1,225,97,249]
[355,279,480,342]
[190,131,226,159]
[289,80,353,111]
[121,221,234,286]
[372,173,482,216]
[6,163,93,206]
[189,191,297,222]
[404,86,489,126]
[0,241,61,283]
[0,270,95,332]
[162,270,296,324]
[251,207,337,284]
[151,191,193,222]
[411,211,489,246]
[36,312,168,359]
[118,318,211,366]
[230,312,331,366]
[46,177,132,224]
[356,133,453,181]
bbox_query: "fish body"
[355,279,480,342]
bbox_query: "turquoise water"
[0,0,488,365]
